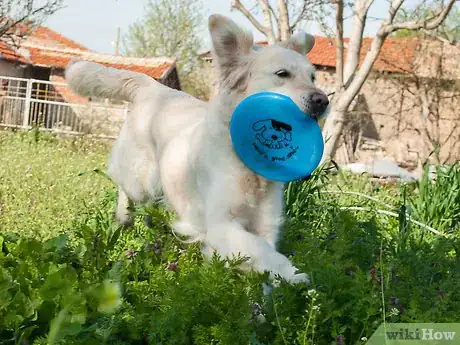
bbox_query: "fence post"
[22,79,32,128]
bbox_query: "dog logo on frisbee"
[251,119,298,162]
[252,119,293,149]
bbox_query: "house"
[0,25,181,135]
[0,26,181,87]
[200,37,460,167]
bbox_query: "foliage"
[1,131,460,344]
[0,129,111,239]
[181,59,214,101]
[122,0,206,97]
[407,164,460,233]
[0,196,265,345]
[394,4,460,42]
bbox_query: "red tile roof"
[0,41,28,64]
[201,36,421,74]
[25,47,175,79]
[0,26,176,80]
[306,36,418,73]
[31,27,88,51]
[99,62,173,79]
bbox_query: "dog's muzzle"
[301,91,330,120]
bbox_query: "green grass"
[1,130,459,345]
[0,129,112,239]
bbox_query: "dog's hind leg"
[116,187,134,227]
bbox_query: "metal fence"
[0,76,129,138]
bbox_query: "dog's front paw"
[279,263,310,285]
[268,271,309,287]
[263,253,310,285]
[288,272,310,285]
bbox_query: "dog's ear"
[278,32,315,55]
[271,119,292,132]
[209,14,254,90]
[209,14,253,60]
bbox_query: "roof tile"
[1,26,176,81]
[245,36,419,73]
[31,27,88,51]
[26,48,174,79]
[0,41,28,64]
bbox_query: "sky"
[44,0,394,54]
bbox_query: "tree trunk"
[335,0,344,89]
[258,0,276,44]
[278,0,290,40]
[343,0,374,81]
[323,33,387,160]
[321,108,346,161]
[229,0,457,163]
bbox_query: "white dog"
[66,14,329,284]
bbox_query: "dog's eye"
[311,74,316,83]
[274,69,291,78]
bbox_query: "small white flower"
[307,289,317,296]
[388,307,400,317]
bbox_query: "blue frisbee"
[229,92,324,182]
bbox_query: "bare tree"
[231,0,457,160]
[322,0,456,159]
[231,0,329,44]
[394,4,460,44]
[0,0,63,43]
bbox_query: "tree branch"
[258,0,277,43]
[231,0,269,36]
[267,1,281,40]
[343,0,376,81]
[0,0,63,41]
[381,0,457,34]
[420,28,459,44]
[340,0,457,110]
[289,1,308,31]
[337,34,386,110]
[387,0,405,23]
[440,122,459,147]
[278,0,290,40]
[268,1,278,19]
[335,0,344,90]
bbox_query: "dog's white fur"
[66,15,329,284]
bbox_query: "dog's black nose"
[310,92,329,117]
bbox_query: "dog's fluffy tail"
[65,60,154,103]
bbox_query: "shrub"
[1,133,460,344]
